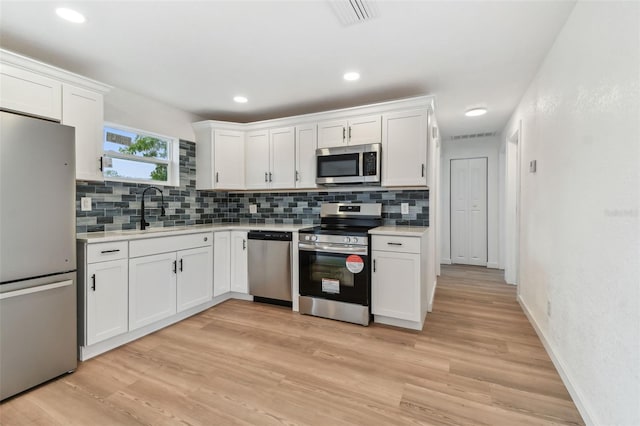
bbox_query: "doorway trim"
[505,122,521,286]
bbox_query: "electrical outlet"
[529,160,537,173]
[81,197,92,211]
[401,203,409,215]
[547,300,551,317]
[249,204,257,214]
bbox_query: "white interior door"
[451,158,487,266]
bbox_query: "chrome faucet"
[140,186,165,230]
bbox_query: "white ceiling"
[0,0,576,138]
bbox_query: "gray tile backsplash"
[76,140,429,233]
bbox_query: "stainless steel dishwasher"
[248,231,292,306]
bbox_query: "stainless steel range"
[298,203,382,325]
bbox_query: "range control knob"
[350,237,358,244]
[311,235,318,242]
[343,236,351,243]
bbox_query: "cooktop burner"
[299,202,383,239]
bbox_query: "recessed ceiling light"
[465,107,488,117]
[233,96,248,103]
[343,72,360,81]
[56,8,85,23]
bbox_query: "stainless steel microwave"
[316,143,381,185]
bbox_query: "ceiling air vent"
[449,131,498,141]
[330,0,378,26]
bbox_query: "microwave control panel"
[363,152,378,176]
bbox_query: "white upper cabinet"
[194,124,245,190]
[245,130,270,190]
[269,126,296,189]
[0,63,62,121]
[382,109,428,187]
[244,126,295,190]
[317,114,381,148]
[194,97,434,190]
[62,84,105,181]
[1,50,111,181]
[215,130,245,189]
[295,124,317,189]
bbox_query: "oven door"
[298,243,370,305]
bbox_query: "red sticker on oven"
[346,254,365,274]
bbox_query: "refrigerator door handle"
[0,280,73,300]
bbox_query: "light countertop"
[77,223,312,243]
[369,226,429,237]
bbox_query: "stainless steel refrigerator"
[0,110,77,400]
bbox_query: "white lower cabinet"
[214,230,249,295]
[129,252,177,330]
[230,231,248,293]
[176,246,213,312]
[371,233,427,330]
[213,231,231,297]
[86,259,128,346]
[128,232,213,330]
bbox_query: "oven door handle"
[298,242,368,256]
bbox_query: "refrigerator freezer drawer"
[0,273,77,400]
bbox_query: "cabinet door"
[214,129,245,189]
[245,130,270,190]
[129,252,177,330]
[317,119,347,148]
[347,114,381,146]
[213,232,231,297]
[295,124,317,189]
[62,84,104,181]
[230,231,248,293]
[177,246,213,312]
[86,259,128,345]
[0,63,62,120]
[269,126,296,189]
[372,250,421,322]
[382,110,428,186]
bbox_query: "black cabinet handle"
[172,260,177,274]
[373,260,376,273]
[242,239,246,250]
[265,172,268,182]
[99,157,103,172]
[100,249,120,254]
[348,126,352,140]
[387,242,403,246]
[91,274,96,291]
[342,127,346,142]
[179,258,183,272]
[269,172,272,182]
[296,170,300,181]
[421,163,425,177]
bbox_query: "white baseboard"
[441,258,452,265]
[486,262,500,269]
[518,295,596,426]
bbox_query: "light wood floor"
[0,265,584,425]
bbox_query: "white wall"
[501,2,639,425]
[104,87,204,142]
[440,136,500,268]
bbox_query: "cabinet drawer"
[87,241,128,263]
[372,235,420,254]
[129,232,213,258]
